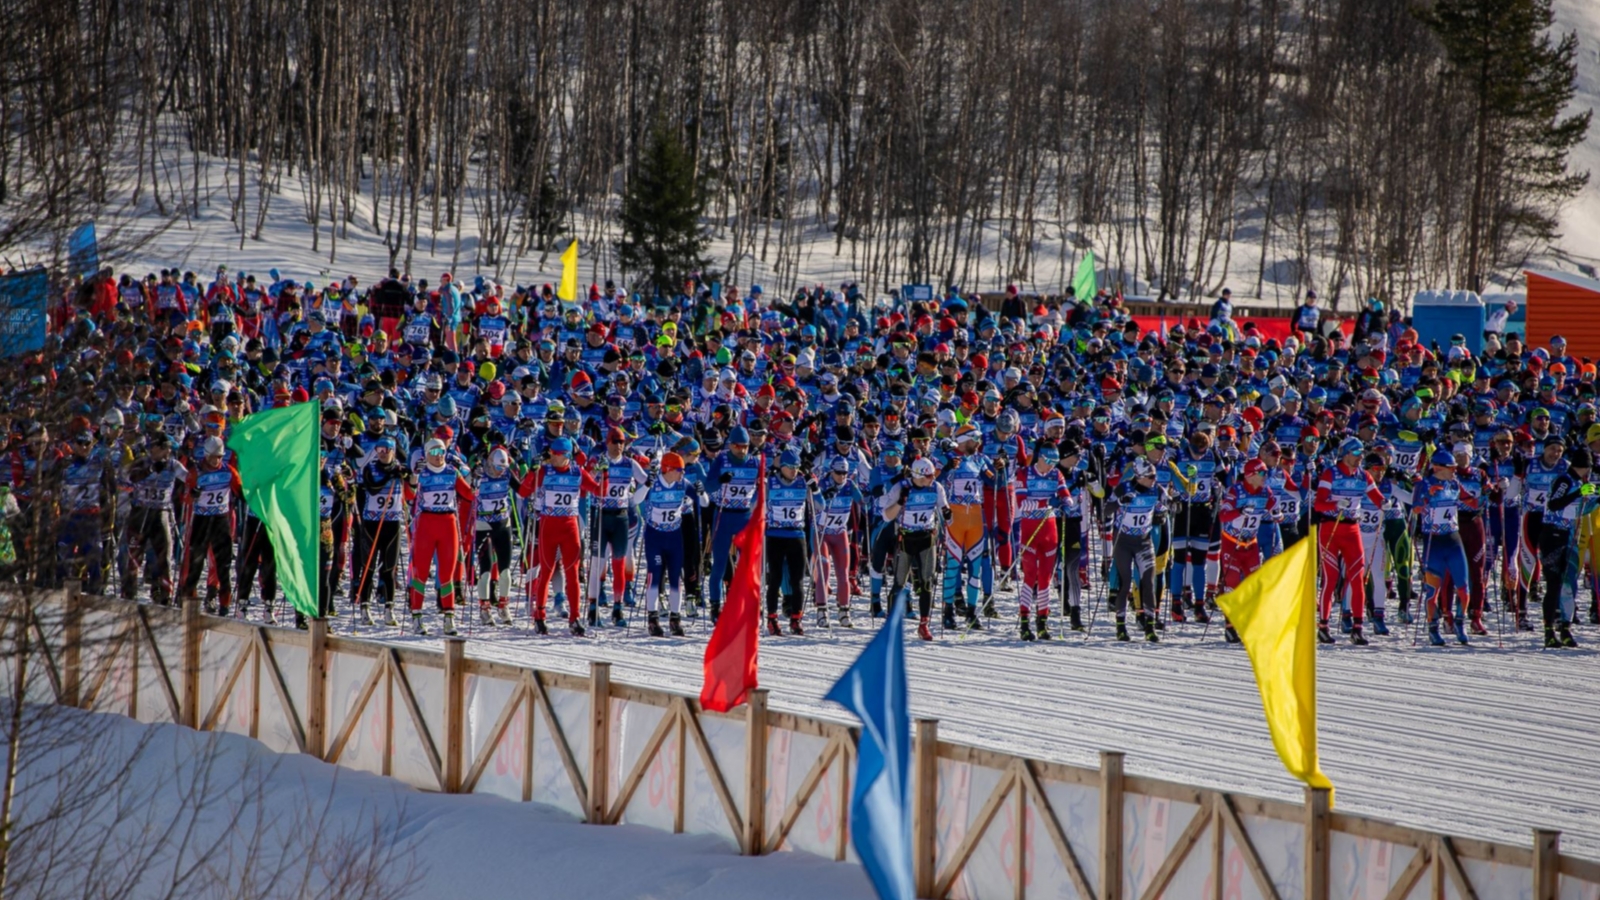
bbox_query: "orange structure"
[1524,269,1600,360]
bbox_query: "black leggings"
[1111,532,1156,619]
[182,514,235,602]
[237,514,277,605]
[765,535,807,617]
[352,519,401,607]
[892,530,938,619]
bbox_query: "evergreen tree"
[1419,0,1590,290]
[617,121,710,295]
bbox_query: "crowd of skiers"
[17,263,1600,648]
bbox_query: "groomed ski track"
[365,616,1600,859]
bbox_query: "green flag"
[226,401,322,618]
[1071,250,1097,303]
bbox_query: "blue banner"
[67,221,99,279]
[0,268,49,357]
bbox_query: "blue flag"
[824,599,914,900]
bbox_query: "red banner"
[1130,315,1352,342]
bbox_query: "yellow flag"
[1214,526,1333,800]
[558,239,579,302]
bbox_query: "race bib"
[196,488,229,514]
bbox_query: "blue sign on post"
[67,222,99,279]
[900,284,933,302]
[0,268,49,357]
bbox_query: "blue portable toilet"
[1410,290,1485,355]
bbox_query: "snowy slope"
[20,705,877,900]
[344,613,1600,861]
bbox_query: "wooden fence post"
[588,661,611,824]
[914,718,939,899]
[1100,751,1125,900]
[62,583,82,708]
[305,618,329,759]
[1305,786,1331,900]
[743,689,768,855]
[443,637,466,793]
[1533,829,1560,900]
[181,597,201,728]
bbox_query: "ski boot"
[1035,614,1052,641]
[479,604,494,627]
[916,617,934,641]
[709,602,721,625]
[1192,604,1211,625]
[788,615,805,636]
[412,613,429,636]
[1223,623,1240,644]
[216,601,231,619]
[1544,627,1562,649]
[1559,622,1579,648]
[533,618,550,636]
[1427,623,1445,646]
[766,615,782,636]
[1139,614,1159,643]
[668,613,685,637]
[204,597,218,616]
[263,603,279,626]
[815,605,829,628]
[1469,616,1489,636]
[1316,622,1334,644]
[869,599,884,619]
[1349,625,1369,646]
[981,596,998,619]
[1115,619,1131,642]
[1516,613,1532,631]
[611,604,625,627]
[357,604,377,626]
[442,612,458,636]
[1371,610,1390,636]
[1338,610,1352,634]
[1452,619,1469,645]
[1397,605,1414,625]
[1170,602,1187,624]
[495,605,513,626]
[294,613,309,631]
[383,604,399,627]
[837,607,854,628]
[586,604,599,627]
[647,612,665,638]
[1068,607,1084,632]
[1019,615,1036,641]
[941,604,957,631]
[569,619,586,637]
[960,602,983,631]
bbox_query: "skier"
[1216,459,1281,643]
[940,425,990,630]
[764,449,816,635]
[352,436,410,625]
[1013,442,1070,640]
[1311,437,1385,644]
[814,456,867,626]
[705,425,763,622]
[635,451,703,636]
[1108,457,1166,642]
[1412,449,1474,646]
[179,437,242,615]
[522,437,603,634]
[472,446,518,626]
[881,457,950,641]
[407,439,475,635]
[123,434,187,604]
[588,428,648,627]
[1537,446,1594,648]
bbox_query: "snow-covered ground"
[328,607,1600,862]
[17,704,876,900]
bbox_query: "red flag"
[700,459,766,713]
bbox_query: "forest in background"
[0,0,1589,306]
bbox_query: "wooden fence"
[5,586,1597,900]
